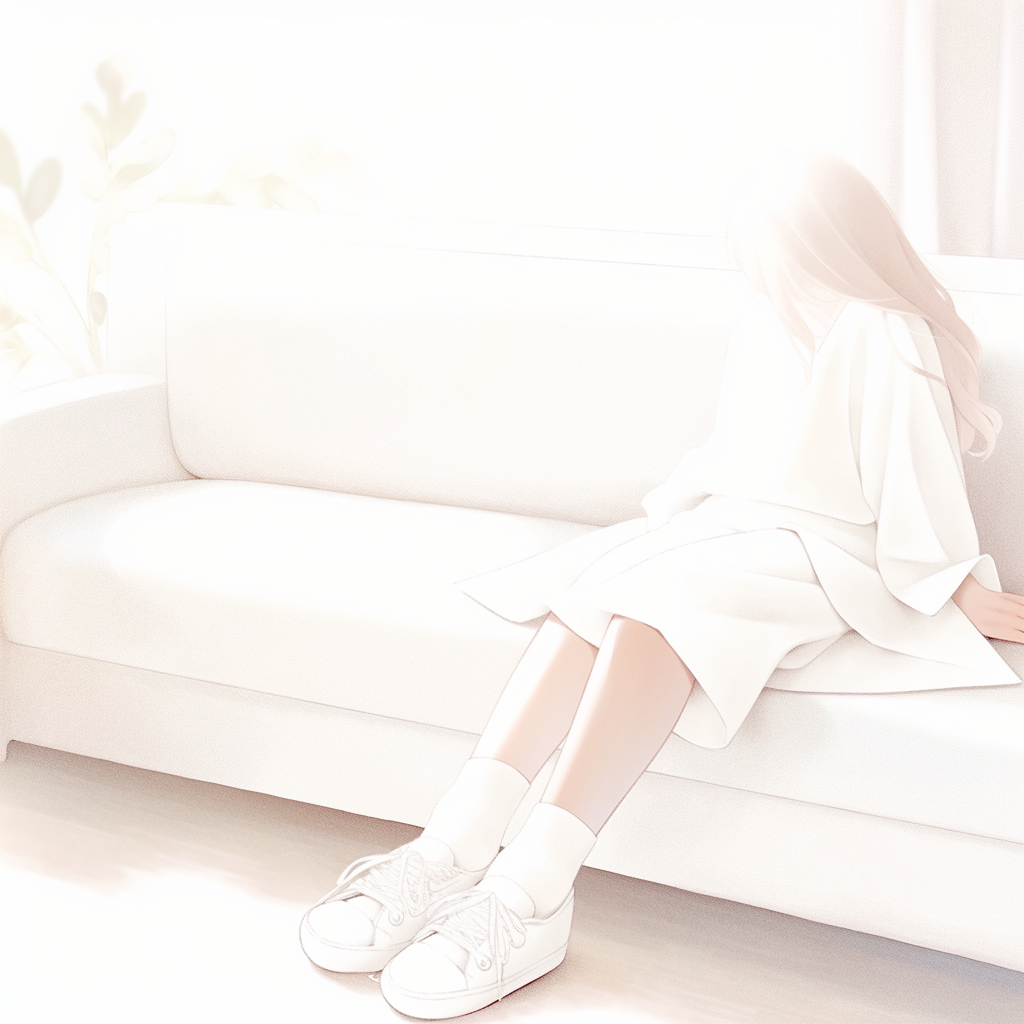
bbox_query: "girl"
[299,152,1024,1019]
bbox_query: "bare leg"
[542,614,695,833]
[470,610,693,830]
[472,613,598,781]
[479,614,695,919]
[431,612,691,881]
[302,614,607,967]
[372,615,698,1008]
[416,613,596,870]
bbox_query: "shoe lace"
[322,845,464,927]
[418,888,528,1000]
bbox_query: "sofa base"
[3,640,1022,973]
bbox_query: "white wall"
[1,0,869,313]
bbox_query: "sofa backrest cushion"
[962,293,1024,595]
[151,214,1022,590]
[165,236,746,526]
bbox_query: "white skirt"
[457,497,1020,748]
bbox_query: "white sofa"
[2,207,1022,972]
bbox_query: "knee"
[606,614,663,646]
[605,616,694,690]
[544,612,598,658]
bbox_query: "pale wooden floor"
[2,741,1022,1024]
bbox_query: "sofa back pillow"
[960,287,1024,596]
[165,235,746,526]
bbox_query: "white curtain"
[862,0,1023,257]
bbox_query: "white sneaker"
[299,842,487,973]
[380,885,574,1019]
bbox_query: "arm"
[859,310,1001,614]
[0,372,192,761]
[640,448,710,530]
[641,302,769,530]
[952,574,1024,643]
[0,372,193,546]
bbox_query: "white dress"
[457,298,1021,748]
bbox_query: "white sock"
[420,757,531,872]
[481,802,597,919]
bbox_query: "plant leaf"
[0,300,26,332]
[162,177,198,202]
[71,144,110,202]
[0,211,29,257]
[0,129,22,193]
[96,56,126,105]
[307,152,349,177]
[22,159,62,222]
[81,104,109,158]
[0,326,27,347]
[0,327,31,354]
[108,91,147,149]
[261,174,319,211]
[89,290,108,326]
[109,128,175,190]
[94,183,160,242]
[282,136,323,176]
[0,211,26,235]
[282,136,348,180]
[0,329,33,387]
[0,229,32,262]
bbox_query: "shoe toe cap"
[386,941,470,995]
[305,900,376,947]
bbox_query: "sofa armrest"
[0,373,193,546]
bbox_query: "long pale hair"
[727,151,1001,458]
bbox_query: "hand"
[952,574,1024,643]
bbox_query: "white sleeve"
[858,311,1000,614]
[641,302,767,530]
[640,447,712,529]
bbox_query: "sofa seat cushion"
[2,478,1021,843]
[1,480,588,736]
